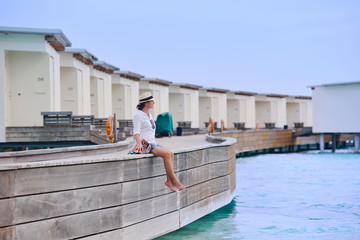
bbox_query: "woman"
[131,92,185,192]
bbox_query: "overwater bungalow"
[226,91,256,129]
[0,26,71,141]
[60,48,97,115]
[91,61,119,118]
[169,83,201,129]
[255,93,287,129]
[199,88,228,129]
[112,70,143,120]
[286,95,312,128]
[310,81,360,152]
[140,78,172,118]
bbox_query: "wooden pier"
[0,135,236,240]
[0,129,356,239]
[217,129,355,155]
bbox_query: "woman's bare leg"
[151,146,185,191]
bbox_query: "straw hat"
[139,92,154,103]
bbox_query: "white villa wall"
[255,101,271,127]
[274,98,287,128]
[90,69,112,118]
[112,84,127,119]
[169,86,199,128]
[169,93,183,127]
[199,90,227,128]
[44,40,61,112]
[312,83,360,133]
[255,96,286,128]
[227,93,256,129]
[302,99,312,127]
[227,99,239,128]
[199,96,212,128]
[286,102,299,128]
[90,76,104,117]
[4,51,59,126]
[286,97,313,127]
[2,50,53,136]
[140,82,169,119]
[218,93,227,128]
[60,68,78,113]
[190,91,200,128]
[112,75,139,120]
[246,96,256,128]
[0,33,61,142]
[60,53,91,115]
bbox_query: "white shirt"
[132,110,156,144]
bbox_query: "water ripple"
[157,152,360,240]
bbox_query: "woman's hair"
[136,102,146,110]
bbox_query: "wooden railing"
[71,115,94,126]
[41,111,72,126]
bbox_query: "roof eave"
[94,61,119,71]
[308,81,360,89]
[114,70,144,79]
[62,48,98,61]
[141,78,172,85]
[170,83,203,89]
[0,26,72,48]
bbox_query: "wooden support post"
[355,133,360,153]
[320,133,325,152]
[332,134,336,153]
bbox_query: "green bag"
[155,112,174,134]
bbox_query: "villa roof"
[93,61,119,73]
[141,78,172,86]
[266,93,288,98]
[61,48,98,65]
[204,88,229,94]
[114,70,144,81]
[0,26,71,51]
[294,96,312,100]
[232,90,257,96]
[170,83,203,90]
[308,81,360,89]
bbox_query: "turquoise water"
[156,151,360,240]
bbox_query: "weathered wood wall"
[217,129,354,153]
[0,136,236,240]
[5,126,110,145]
[6,126,92,142]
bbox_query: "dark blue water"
[157,151,360,240]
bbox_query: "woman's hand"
[134,142,143,152]
[133,134,143,153]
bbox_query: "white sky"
[1,0,359,96]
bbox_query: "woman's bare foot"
[173,181,186,190]
[165,181,177,192]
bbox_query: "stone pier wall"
[0,136,236,240]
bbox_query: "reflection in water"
[156,200,238,239]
